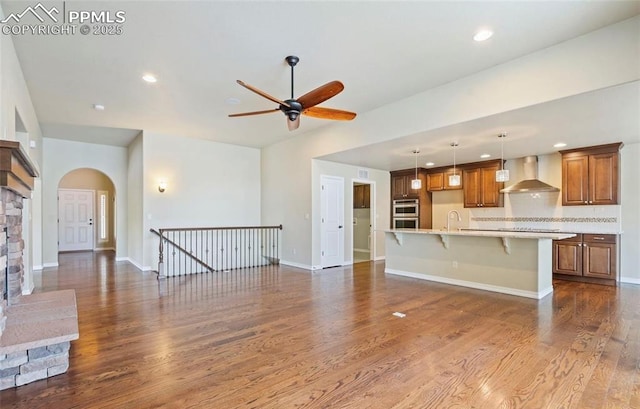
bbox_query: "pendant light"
[449,142,461,186]
[411,149,422,189]
[496,133,510,182]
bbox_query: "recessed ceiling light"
[474,29,493,42]
[142,74,157,83]
[480,153,491,159]
[225,97,241,105]
[425,162,435,167]
[554,142,567,148]
[93,104,105,111]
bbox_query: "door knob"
[338,225,343,229]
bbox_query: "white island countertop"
[384,228,576,240]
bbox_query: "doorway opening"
[58,168,116,253]
[352,180,374,264]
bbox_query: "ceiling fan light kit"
[229,55,356,131]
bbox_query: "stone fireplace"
[0,140,38,337]
[0,141,79,390]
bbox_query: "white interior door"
[321,175,344,268]
[58,189,94,252]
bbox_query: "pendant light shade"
[411,149,422,189]
[496,133,510,182]
[449,142,461,186]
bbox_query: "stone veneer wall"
[2,189,24,301]
[0,341,70,390]
[0,188,24,340]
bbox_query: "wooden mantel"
[0,140,39,198]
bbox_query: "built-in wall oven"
[393,217,419,229]
[393,199,419,229]
[393,199,419,218]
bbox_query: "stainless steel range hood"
[500,156,560,193]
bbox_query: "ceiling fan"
[229,55,357,131]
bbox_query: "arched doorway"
[58,168,116,253]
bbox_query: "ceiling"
[3,1,639,166]
[319,81,640,170]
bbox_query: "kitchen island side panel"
[384,232,553,298]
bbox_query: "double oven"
[392,199,419,229]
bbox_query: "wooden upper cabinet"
[590,152,618,205]
[427,168,463,191]
[560,143,622,206]
[391,172,420,199]
[562,155,589,205]
[463,168,481,207]
[426,172,444,191]
[462,160,503,208]
[353,184,370,208]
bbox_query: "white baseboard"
[280,260,313,271]
[119,257,151,272]
[22,281,35,295]
[385,268,553,300]
[620,276,640,285]
[33,265,43,271]
[353,248,370,253]
[374,255,386,261]
[94,247,116,252]
[42,262,59,268]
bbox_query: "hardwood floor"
[1,251,638,408]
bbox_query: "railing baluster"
[151,225,282,277]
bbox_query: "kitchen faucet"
[447,210,462,231]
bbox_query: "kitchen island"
[384,229,575,299]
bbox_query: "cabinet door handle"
[589,201,593,204]
[592,237,605,240]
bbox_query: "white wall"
[620,142,640,283]
[41,138,128,266]
[353,208,371,252]
[140,132,261,270]
[0,4,43,289]
[262,17,639,268]
[127,132,144,268]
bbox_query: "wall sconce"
[158,180,167,193]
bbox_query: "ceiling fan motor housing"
[281,99,302,121]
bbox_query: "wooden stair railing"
[151,225,283,278]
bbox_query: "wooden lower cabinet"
[553,233,618,284]
[582,234,617,279]
[553,235,582,275]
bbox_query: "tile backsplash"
[468,192,622,233]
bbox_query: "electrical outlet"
[292,248,297,255]
[452,261,458,268]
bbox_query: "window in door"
[98,190,108,242]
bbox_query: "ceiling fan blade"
[228,108,280,117]
[297,81,344,109]
[287,116,300,131]
[236,80,290,108]
[303,106,357,121]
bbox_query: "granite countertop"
[384,228,576,240]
